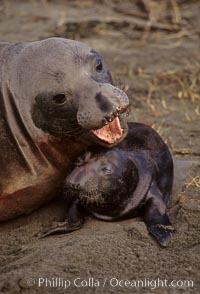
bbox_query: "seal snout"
[88,87,130,145]
[74,60,130,146]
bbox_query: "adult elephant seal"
[0,38,129,221]
[40,122,175,247]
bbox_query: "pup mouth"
[91,117,123,144]
[64,183,106,205]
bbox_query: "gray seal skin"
[0,38,129,221]
[41,122,175,247]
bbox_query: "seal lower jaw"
[90,116,128,147]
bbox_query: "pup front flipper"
[38,199,84,238]
[145,182,175,247]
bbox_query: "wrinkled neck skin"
[0,87,89,195]
[0,42,91,196]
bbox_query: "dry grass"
[178,176,200,206]
[186,176,200,189]
[151,67,200,102]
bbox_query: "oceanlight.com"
[26,277,194,290]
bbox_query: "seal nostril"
[116,106,121,115]
[118,105,130,114]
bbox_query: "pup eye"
[102,167,112,174]
[52,93,66,105]
[95,59,103,72]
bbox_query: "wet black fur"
[41,122,175,246]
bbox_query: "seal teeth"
[102,118,108,126]
[104,115,114,123]
[113,109,120,117]
[92,116,123,144]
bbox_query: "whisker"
[50,127,86,137]
[29,66,56,77]
[50,131,76,137]
[42,64,57,75]
[39,77,57,82]
[67,42,81,66]
[64,128,83,135]
[67,42,76,60]
[74,42,80,65]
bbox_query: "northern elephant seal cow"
[0,38,129,221]
[41,123,175,247]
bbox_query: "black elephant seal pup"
[41,122,175,247]
[0,38,129,221]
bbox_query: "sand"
[0,1,199,293]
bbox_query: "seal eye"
[95,59,103,72]
[52,93,66,105]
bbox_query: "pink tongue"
[92,117,123,144]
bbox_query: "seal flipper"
[38,199,85,238]
[144,182,175,247]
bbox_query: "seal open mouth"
[91,117,123,144]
